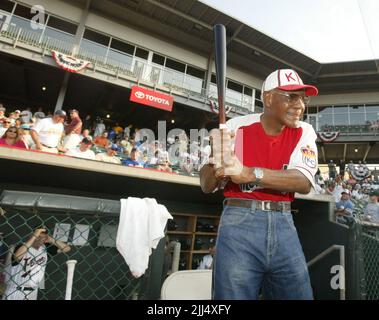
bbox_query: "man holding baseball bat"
[3,227,71,300]
[201,69,319,300]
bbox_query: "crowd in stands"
[0,104,211,177]
[314,165,379,226]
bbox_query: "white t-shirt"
[65,147,96,160]
[94,123,105,137]
[95,152,121,164]
[31,118,64,148]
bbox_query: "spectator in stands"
[7,113,17,125]
[121,147,145,168]
[197,244,216,270]
[63,109,82,150]
[82,114,92,131]
[0,118,11,136]
[363,190,379,223]
[80,129,92,142]
[0,105,6,124]
[328,160,337,180]
[33,107,45,122]
[180,153,195,176]
[335,189,355,225]
[65,137,96,160]
[30,110,66,154]
[20,107,33,124]
[93,131,110,148]
[19,124,33,149]
[113,123,123,136]
[332,177,344,202]
[94,118,105,137]
[0,126,27,149]
[13,110,21,120]
[124,124,132,139]
[95,144,121,164]
[352,184,362,200]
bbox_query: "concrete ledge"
[0,146,199,187]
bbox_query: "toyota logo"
[135,91,145,99]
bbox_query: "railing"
[319,124,378,135]
[0,17,254,114]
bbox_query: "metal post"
[54,72,70,112]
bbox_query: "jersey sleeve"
[11,244,23,266]
[287,123,318,190]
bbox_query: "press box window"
[227,80,243,93]
[244,87,253,96]
[47,16,77,35]
[165,58,185,73]
[152,53,165,66]
[0,0,15,13]
[135,47,149,60]
[83,29,110,46]
[110,38,135,55]
[14,4,46,21]
[186,66,205,80]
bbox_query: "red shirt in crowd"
[65,117,82,135]
[0,138,27,149]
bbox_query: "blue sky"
[200,0,379,63]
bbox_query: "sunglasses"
[7,130,17,133]
[4,121,11,124]
[274,91,310,105]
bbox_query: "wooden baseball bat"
[213,24,229,189]
[213,24,227,127]
[65,259,77,300]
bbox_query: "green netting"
[0,207,154,300]
[361,225,379,300]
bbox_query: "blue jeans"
[213,200,313,300]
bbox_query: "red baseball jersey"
[223,114,318,202]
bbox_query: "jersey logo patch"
[301,145,316,168]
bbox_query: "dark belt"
[225,198,291,212]
[16,287,35,291]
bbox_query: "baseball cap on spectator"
[70,109,79,114]
[15,109,21,113]
[54,109,67,118]
[0,106,5,112]
[20,124,30,130]
[81,137,92,145]
[109,144,118,151]
[369,190,379,197]
[341,189,351,195]
[262,69,318,96]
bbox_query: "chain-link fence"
[0,191,165,300]
[360,223,379,300]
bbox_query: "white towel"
[116,197,173,278]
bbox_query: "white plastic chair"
[161,270,212,300]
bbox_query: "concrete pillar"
[71,0,92,56]
[54,72,70,111]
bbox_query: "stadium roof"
[83,0,379,95]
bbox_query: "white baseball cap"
[341,189,351,195]
[262,69,318,96]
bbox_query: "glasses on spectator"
[7,130,17,133]
[4,121,11,124]
[273,90,310,105]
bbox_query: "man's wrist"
[251,167,264,185]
